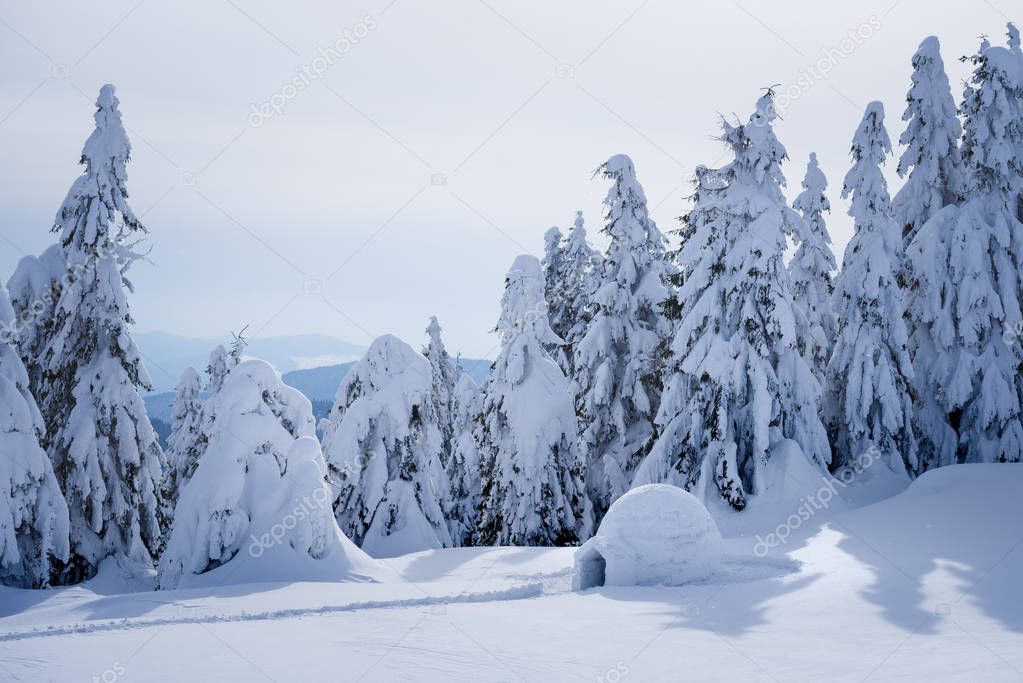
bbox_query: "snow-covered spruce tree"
[443,372,482,546]
[574,155,669,520]
[789,153,837,387]
[206,344,233,394]
[824,103,917,475]
[476,255,590,545]
[544,212,602,376]
[158,360,372,589]
[422,316,459,466]
[321,335,452,557]
[633,92,830,510]
[542,225,566,330]
[892,36,964,247]
[0,287,70,588]
[159,367,205,535]
[1007,23,1023,222]
[541,226,571,369]
[5,244,66,398]
[905,41,1023,469]
[37,85,163,582]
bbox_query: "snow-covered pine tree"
[541,226,571,370]
[476,255,590,545]
[321,335,452,557]
[563,211,602,326]
[906,40,1023,469]
[36,85,163,582]
[542,225,566,329]
[0,286,69,588]
[1006,23,1023,223]
[892,36,964,247]
[5,244,66,397]
[160,367,205,535]
[158,359,369,589]
[574,155,669,520]
[443,372,482,546]
[206,344,233,394]
[544,212,602,376]
[825,103,916,475]
[789,153,837,387]
[633,92,830,510]
[422,316,459,466]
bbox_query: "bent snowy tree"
[321,335,452,557]
[158,359,372,589]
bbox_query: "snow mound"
[573,484,723,589]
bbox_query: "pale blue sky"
[0,0,1015,358]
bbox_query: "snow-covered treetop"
[893,36,963,237]
[896,37,961,181]
[81,85,131,177]
[572,210,585,233]
[426,315,443,347]
[563,211,595,266]
[793,153,832,234]
[844,102,894,209]
[722,91,787,190]
[175,366,202,400]
[497,255,561,350]
[206,344,233,393]
[5,244,64,326]
[331,333,433,412]
[543,226,563,257]
[960,42,1023,197]
[58,84,143,258]
[0,286,43,435]
[593,154,668,317]
[1009,22,1020,54]
[600,154,649,243]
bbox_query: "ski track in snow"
[0,581,544,642]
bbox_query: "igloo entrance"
[575,548,607,589]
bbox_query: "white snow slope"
[0,464,1020,682]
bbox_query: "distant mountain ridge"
[135,330,367,393]
[144,356,493,436]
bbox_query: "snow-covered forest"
[2,12,1023,683]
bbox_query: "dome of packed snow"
[573,484,723,589]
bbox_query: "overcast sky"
[0,0,1016,359]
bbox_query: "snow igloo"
[573,484,723,590]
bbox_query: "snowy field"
[2,463,1020,682]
